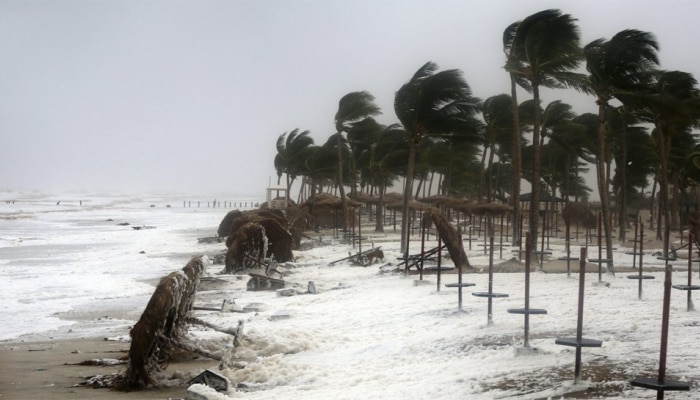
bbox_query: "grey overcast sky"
[1,0,699,197]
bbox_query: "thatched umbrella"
[471,202,514,217]
[383,192,403,204]
[217,210,242,237]
[386,199,432,212]
[561,202,596,229]
[224,222,268,273]
[350,192,380,204]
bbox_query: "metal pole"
[657,224,672,399]
[639,223,645,300]
[574,246,588,383]
[488,235,495,324]
[688,232,694,311]
[524,232,531,348]
[436,233,442,292]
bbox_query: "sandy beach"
[2,193,698,399]
[0,336,218,399]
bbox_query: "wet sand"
[0,337,216,399]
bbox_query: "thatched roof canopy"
[304,193,362,209]
[383,192,403,203]
[561,202,596,228]
[385,199,434,212]
[471,202,513,216]
[350,192,379,204]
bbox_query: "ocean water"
[0,191,261,341]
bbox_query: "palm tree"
[363,123,409,231]
[334,91,381,229]
[346,117,383,195]
[394,61,482,253]
[638,70,700,245]
[504,9,584,251]
[584,29,660,261]
[482,94,514,202]
[303,137,345,197]
[274,129,314,205]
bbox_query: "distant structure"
[266,185,287,210]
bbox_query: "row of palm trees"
[274,9,700,261]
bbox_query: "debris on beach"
[114,256,208,390]
[220,209,296,273]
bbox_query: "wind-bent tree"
[638,71,700,245]
[302,137,344,197]
[363,123,409,231]
[346,117,383,195]
[394,61,482,254]
[538,100,580,213]
[274,129,314,205]
[481,94,514,202]
[584,29,660,267]
[334,91,381,229]
[504,9,584,251]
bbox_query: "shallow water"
[0,191,261,341]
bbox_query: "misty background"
[1,0,698,198]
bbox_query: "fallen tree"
[427,207,472,271]
[114,256,205,390]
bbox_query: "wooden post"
[574,246,587,382]
[524,232,531,347]
[487,235,495,324]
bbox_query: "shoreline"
[0,336,217,399]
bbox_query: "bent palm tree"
[274,129,314,204]
[395,61,481,254]
[334,91,381,229]
[584,29,659,270]
[505,9,583,251]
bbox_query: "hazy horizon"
[2,0,698,200]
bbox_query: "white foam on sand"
[2,190,699,399]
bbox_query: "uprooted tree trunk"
[427,207,472,270]
[114,256,204,391]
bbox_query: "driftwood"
[114,257,204,390]
[247,272,286,291]
[427,208,471,270]
[328,247,384,266]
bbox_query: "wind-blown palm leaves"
[482,94,515,202]
[274,129,314,205]
[362,123,408,232]
[584,29,660,251]
[505,9,584,249]
[334,91,381,229]
[394,61,482,253]
[637,70,700,242]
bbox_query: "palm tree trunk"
[487,146,496,202]
[655,123,671,250]
[414,177,424,199]
[478,144,489,201]
[375,182,385,232]
[509,74,522,247]
[596,101,615,274]
[528,85,543,252]
[618,108,628,242]
[336,133,349,230]
[401,142,417,253]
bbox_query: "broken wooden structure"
[328,246,384,267]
